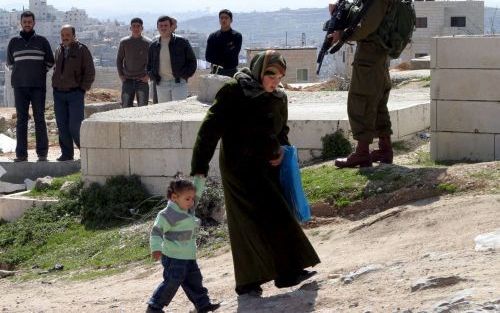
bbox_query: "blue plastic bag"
[279,145,311,223]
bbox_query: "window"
[451,16,466,27]
[416,17,428,28]
[297,69,308,82]
[415,53,428,58]
[342,51,345,63]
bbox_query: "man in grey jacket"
[117,18,151,107]
[6,10,54,162]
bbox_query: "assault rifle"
[316,0,375,75]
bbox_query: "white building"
[64,7,89,30]
[334,0,484,78]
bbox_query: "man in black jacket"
[147,16,197,103]
[205,9,242,77]
[6,11,54,162]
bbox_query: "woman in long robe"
[191,50,320,296]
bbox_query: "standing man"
[52,25,95,161]
[147,15,197,103]
[6,11,54,162]
[117,18,151,107]
[329,0,394,168]
[205,9,242,77]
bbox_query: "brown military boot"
[335,141,372,168]
[371,136,393,164]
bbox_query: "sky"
[3,0,500,19]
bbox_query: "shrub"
[80,175,152,228]
[196,178,225,224]
[321,130,353,160]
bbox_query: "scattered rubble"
[474,229,500,252]
[410,276,466,292]
[341,264,383,284]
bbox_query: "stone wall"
[430,35,500,161]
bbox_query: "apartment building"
[246,47,318,83]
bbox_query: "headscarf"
[234,50,287,98]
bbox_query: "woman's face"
[262,73,284,93]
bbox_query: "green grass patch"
[27,173,81,198]
[437,183,458,194]
[392,140,411,152]
[301,165,368,206]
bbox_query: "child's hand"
[151,251,162,261]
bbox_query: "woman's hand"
[269,146,284,167]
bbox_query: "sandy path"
[1,194,499,312]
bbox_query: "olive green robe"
[191,80,320,287]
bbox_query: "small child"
[146,177,220,313]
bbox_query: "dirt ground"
[1,191,499,312]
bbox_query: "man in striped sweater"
[6,10,54,162]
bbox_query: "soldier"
[52,25,95,161]
[329,0,394,168]
[205,9,242,77]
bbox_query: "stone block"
[434,36,500,69]
[297,149,322,163]
[496,135,500,161]
[181,121,203,148]
[430,101,437,132]
[288,120,350,149]
[86,149,130,176]
[431,132,495,161]
[130,149,192,177]
[139,176,171,196]
[196,74,233,104]
[431,69,500,101]
[430,37,437,69]
[410,56,430,70]
[120,122,182,149]
[80,148,88,176]
[397,105,427,138]
[83,175,108,187]
[80,120,121,148]
[389,110,399,140]
[435,100,500,133]
[84,102,121,119]
[0,192,57,222]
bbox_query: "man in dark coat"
[205,9,242,77]
[191,50,320,296]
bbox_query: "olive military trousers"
[347,41,393,144]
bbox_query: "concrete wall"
[430,35,500,162]
[246,47,318,83]
[81,96,430,196]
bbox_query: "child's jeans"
[147,255,210,312]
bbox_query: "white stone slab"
[139,176,171,196]
[80,148,88,176]
[435,36,500,69]
[120,122,182,149]
[181,121,203,148]
[431,132,495,161]
[389,110,399,140]
[86,149,130,176]
[288,120,351,149]
[80,120,121,148]
[0,134,16,153]
[0,192,57,222]
[130,149,192,177]
[397,104,428,138]
[435,100,500,133]
[431,69,500,101]
[430,100,437,132]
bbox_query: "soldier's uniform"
[335,0,394,168]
